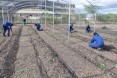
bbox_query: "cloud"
[59,0,117,13]
[71,0,117,13]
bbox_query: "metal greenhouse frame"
[0,0,98,42]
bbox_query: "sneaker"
[97,48,102,51]
[8,33,10,37]
[3,33,5,37]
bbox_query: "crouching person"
[22,18,26,26]
[35,23,43,31]
[68,24,74,32]
[3,22,13,37]
[89,32,104,50]
[86,25,91,33]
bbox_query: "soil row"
[41,24,117,78]
[0,26,22,78]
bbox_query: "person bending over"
[3,22,13,37]
[35,23,41,31]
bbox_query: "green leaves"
[97,13,117,23]
[84,5,102,14]
[99,64,106,71]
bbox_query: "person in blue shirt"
[3,22,13,37]
[35,23,41,31]
[89,32,104,49]
[86,25,91,33]
[23,18,26,26]
[68,24,74,32]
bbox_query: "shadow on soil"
[101,45,115,51]
[37,29,43,31]
[0,27,22,78]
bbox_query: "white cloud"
[66,0,117,7]
[59,0,117,13]
[70,0,117,13]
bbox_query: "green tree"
[84,5,102,16]
[102,14,117,24]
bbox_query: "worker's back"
[36,24,41,29]
[92,34,104,47]
[3,22,12,27]
[86,25,90,32]
[23,19,26,22]
[68,25,74,32]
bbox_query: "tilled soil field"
[12,25,77,78]
[38,24,117,78]
[0,26,22,78]
[59,25,117,60]
[0,24,117,78]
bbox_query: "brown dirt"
[0,24,117,78]
[39,24,117,78]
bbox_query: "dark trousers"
[3,26,10,36]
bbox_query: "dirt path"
[12,25,78,78]
[0,26,22,78]
[40,24,117,78]
[30,26,78,78]
[0,24,116,78]
[12,26,48,78]
[52,24,117,65]
[32,26,116,78]
[55,24,117,42]
[52,25,117,62]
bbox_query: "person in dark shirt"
[35,23,41,31]
[23,18,26,26]
[3,22,13,37]
[86,25,91,33]
[68,24,74,32]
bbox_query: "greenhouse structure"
[0,0,117,78]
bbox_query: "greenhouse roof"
[0,0,117,14]
[0,0,75,14]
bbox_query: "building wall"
[42,1,75,13]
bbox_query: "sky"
[4,0,117,14]
[59,0,117,14]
